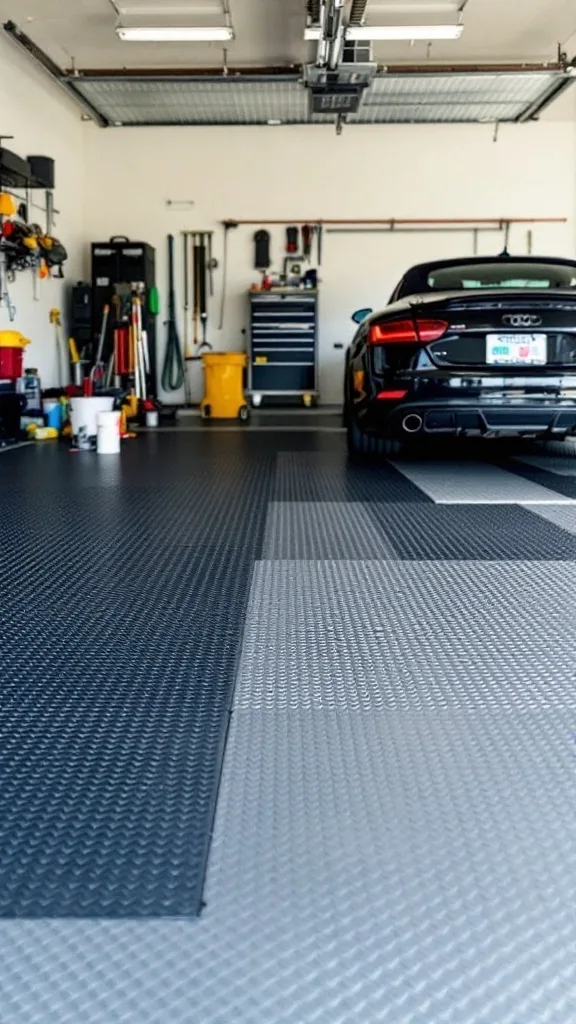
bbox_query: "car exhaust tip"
[402,413,423,434]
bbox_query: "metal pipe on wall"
[222,217,568,227]
[325,226,505,234]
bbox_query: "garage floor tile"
[391,458,576,503]
[1,431,576,1023]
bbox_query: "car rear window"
[427,263,576,290]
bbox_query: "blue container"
[43,399,63,431]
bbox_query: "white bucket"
[146,409,159,428]
[70,396,114,450]
[97,410,121,455]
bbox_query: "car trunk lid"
[407,289,576,370]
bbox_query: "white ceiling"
[2,0,576,70]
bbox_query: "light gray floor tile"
[235,560,576,710]
[391,459,576,503]
[262,501,396,559]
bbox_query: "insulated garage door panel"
[70,72,574,126]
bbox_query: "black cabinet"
[91,237,157,395]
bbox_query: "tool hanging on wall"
[182,232,193,360]
[49,307,65,387]
[301,225,313,261]
[316,223,323,266]
[219,220,238,330]
[1,270,16,321]
[198,233,207,350]
[207,233,215,297]
[285,226,299,254]
[254,229,271,270]
[161,233,185,393]
[192,232,201,349]
[179,231,193,405]
[195,232,212,353]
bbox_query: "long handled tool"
[192,232,201,349]
[49,307,65,387]
[219,220,237,330]
[133,295,147,401]
[90,303,110,388]
[181,231,193,404]
[69,336,81,386]
[207,232,214,297]
[161,233,185,393]
[0,247,16,321]
[182,231,193,360]
[198,232,210,352]
[193,232,212,354]
[316,222,323,265]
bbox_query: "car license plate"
[486,333,547,365]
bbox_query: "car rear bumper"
[362,397,576,439]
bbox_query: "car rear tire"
[347,411,401,458]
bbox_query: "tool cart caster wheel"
[201,404,211,419]
[251,394,262,408]
[238,405,250,422]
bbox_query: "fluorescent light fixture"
[118,5,223,12]
[305,23,463,41]
[117,25,234,42]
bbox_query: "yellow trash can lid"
[0,330,30,348]
[202,352,247,367]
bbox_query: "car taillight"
[417,319,449,343]
[376,390,408,400]
[369,318,448,344]
[369,319,417,343]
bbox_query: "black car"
[344,254,576,456]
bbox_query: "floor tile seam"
[252,557,576,567]
[228,704,576,718]
[257,556,576,564]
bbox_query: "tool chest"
[248,290,318,405]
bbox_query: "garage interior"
[2,1,576,1021]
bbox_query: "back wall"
[83,118,576,404]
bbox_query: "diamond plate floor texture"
[1,433,576,1022]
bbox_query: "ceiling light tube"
[116,26,234,42]
[305,23,463,41]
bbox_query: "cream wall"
[83,117,576,403]
[2,39,574,403]
[0,34,85,386]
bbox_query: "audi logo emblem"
[502,314,543,327]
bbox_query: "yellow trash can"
[200,352,249,421]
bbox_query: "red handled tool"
[285,226,299,254]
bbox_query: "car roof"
[405,254,576,276]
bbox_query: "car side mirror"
[351,308,372,324]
